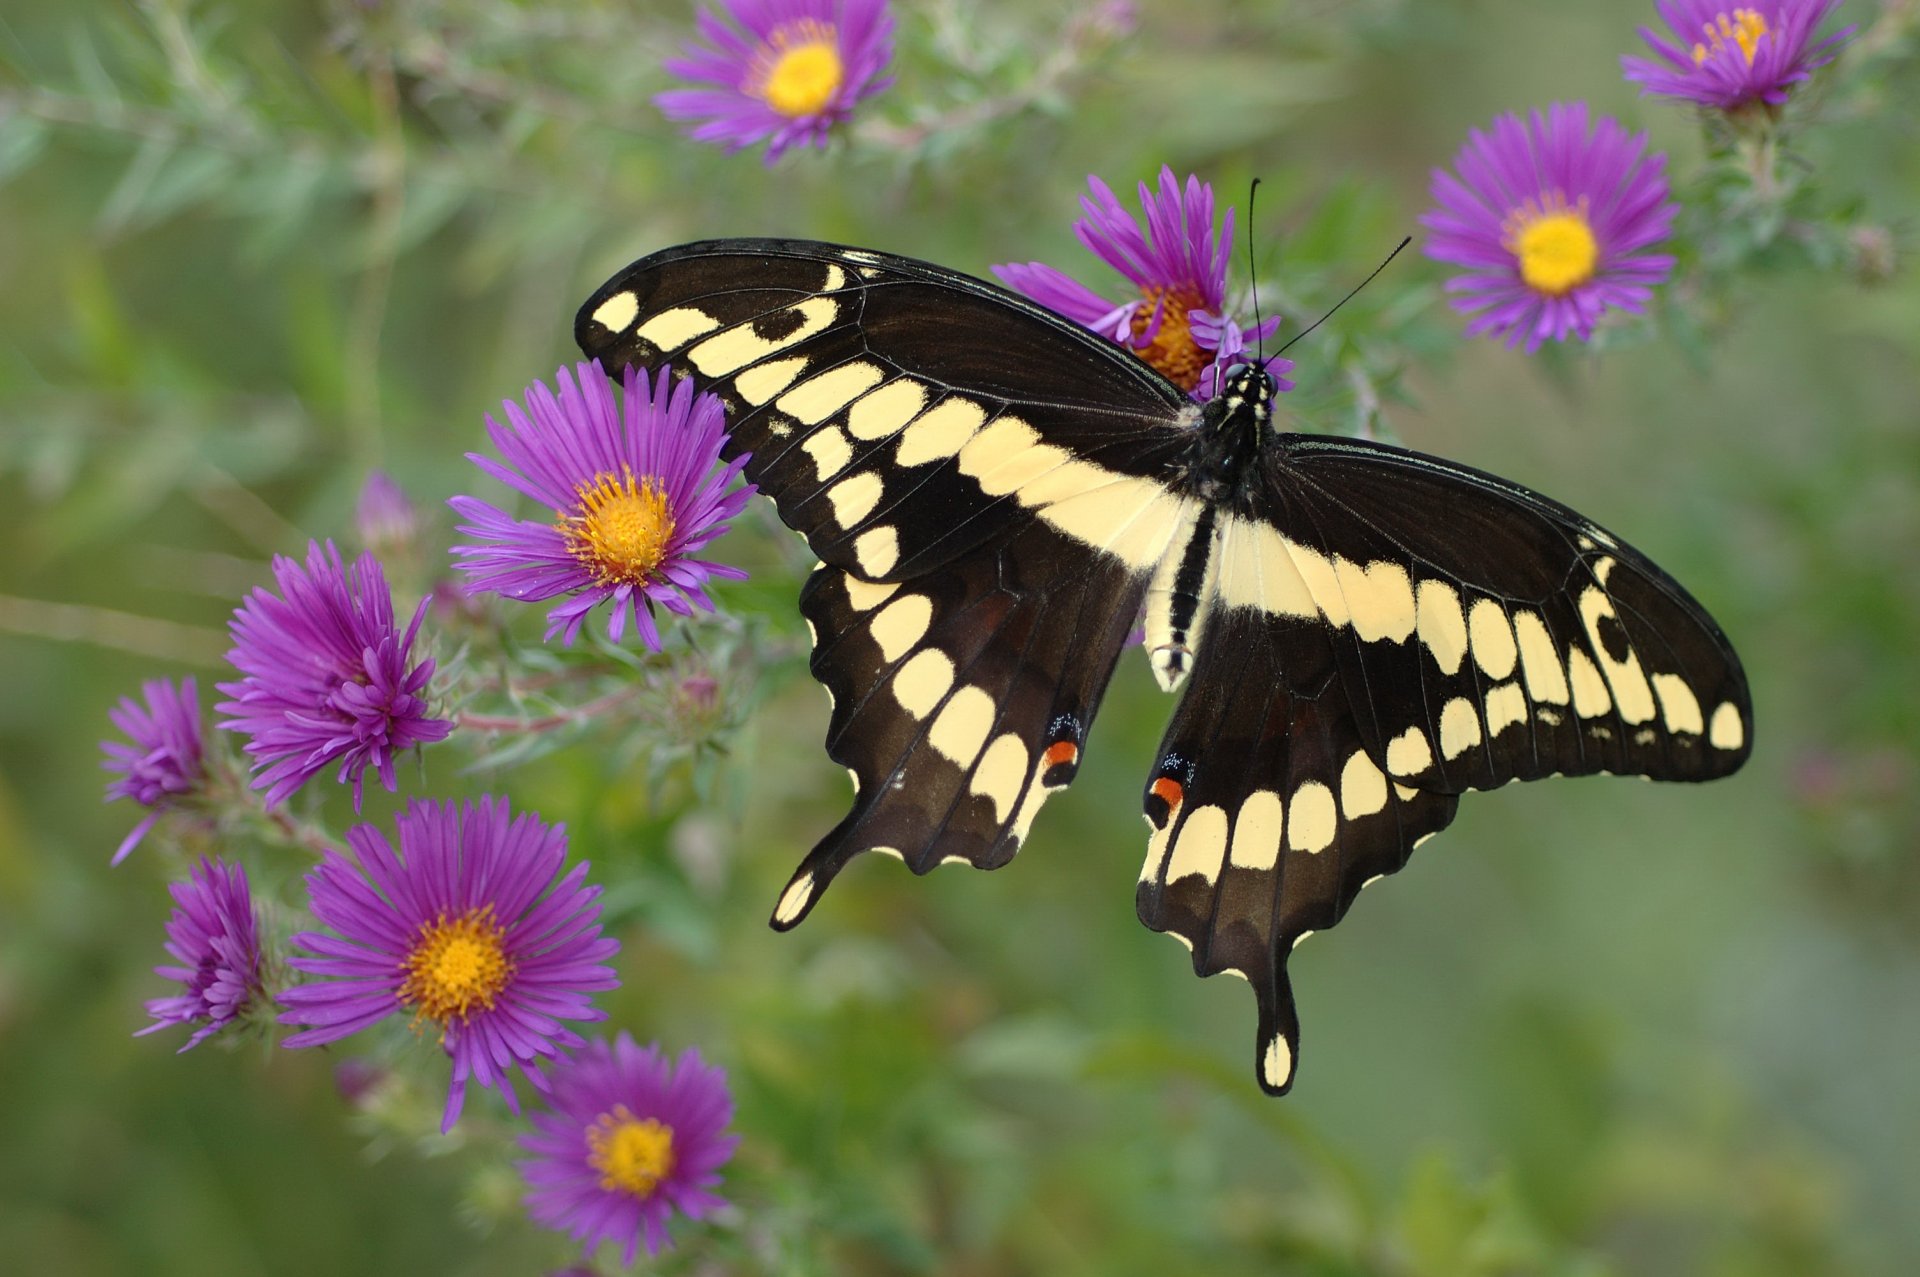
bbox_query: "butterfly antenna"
[1246,178,1266,366]
[1274,235,1413,357]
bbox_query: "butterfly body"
[577,238,1751,1094]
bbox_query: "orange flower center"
[401,906,513,1027]
[1500,191,1599,297]
[588,1105,676,1198]
[559,467,676,588]
[1128,286,1211,392]
[746,20,844,118]
[1692,8,1770,65]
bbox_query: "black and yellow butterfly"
[576,239,1751,1095]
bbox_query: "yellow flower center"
[588,1106,676,1198]
[1501,193,1599,297]
[1128,286,1210,392]
[748,21,844,118]
[1692,8,1770,65]
[401,907,513,1026]
[559,467,676,588]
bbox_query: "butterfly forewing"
[578,240,1191,583]
[1249,434,1753,793]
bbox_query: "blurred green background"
[3,1,1916,1273]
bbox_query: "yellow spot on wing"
[1468,598,1518,680]
[867,593,932,663]
[1339,751,1388,819]
[969,733,1029,823]
[846,379,929,440]
[778,362,886,425]
[1168,804,1228,884]
[1567,647,1612,718]
[840,575,898,612]
[891,648,954,719]
[1288,781,1337,853]
[1386,726,1434,777]
[826,471,884,526]
[929,685,996,770]
[590,292,640,334]
[1337,558,1417,643]
[1263,1035,1293,1089]
[634,305,717,351]
[1709,701,1745,751]
[1484,681,1528,737]
[853,525,899,576]
[894,398,986,467]
[688,297,836,376]
[1650,673,1704,735]
[800,425,852,480]
[1439,697,1483,759]
[736,356,809,405]
[773,873,815,925]
[1416,579,1468,674]
[1513,610,1570,705]
[1229,790,1285,870]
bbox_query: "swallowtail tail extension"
[577,239,1751,1095]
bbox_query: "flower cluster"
[450,361,754,650]
[217,541,451,810]
[994,167,1288,400]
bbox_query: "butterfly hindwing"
[770,518,1147,929]
[578,239,1190,584]
[1136,603,1460,1094]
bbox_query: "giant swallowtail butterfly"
[577,239,1751,1095]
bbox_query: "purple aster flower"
[355,470,417,554]
[520,1034,739,1263]
[279,797,621,1132]
[136,857,266,1050]
[450,361,755,650]
[1622,1,1855,110]
[992,166,1290,401]
[217,541,451,810]
[101,676,205,865]
[1420,103,1679,352]
[656,0,895,164]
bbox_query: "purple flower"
[656,0,895,163]
[1622,1,1855,109]
[1420,103,1678,352]
[137,858,266,1050]
[101,676,205,865]
[279,797,621,1132]
[355,470,417,553]
[450,362,755,650]
[520,1034,739,1263]
[217,541,451,810]
[993,166,1290,400]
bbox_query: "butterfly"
[575,238,1752,1095]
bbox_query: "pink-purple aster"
[279,797,621,1132]
[992,166,1289,401]
[217,541,450,810]
[520,1034,739,1263]
[102,676,205,865]
[657,0,895,163]
[1421,103,1679,352]
[1622,1,1855,110]
[355,470,417,554]
[450,362,754,650]
[137,857,266,1050]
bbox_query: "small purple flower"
[656,0,895,164]
[521,1034,739,1263]
[137,857,266,1050]
[993,166,1289,401]
[355,470,417,553]
[450,362,755,650]
[1421,103,1679,352]
[279,797,621,1132]
[102,676,205,865]
[217,541,451,810]
[1622,1,1855,110]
